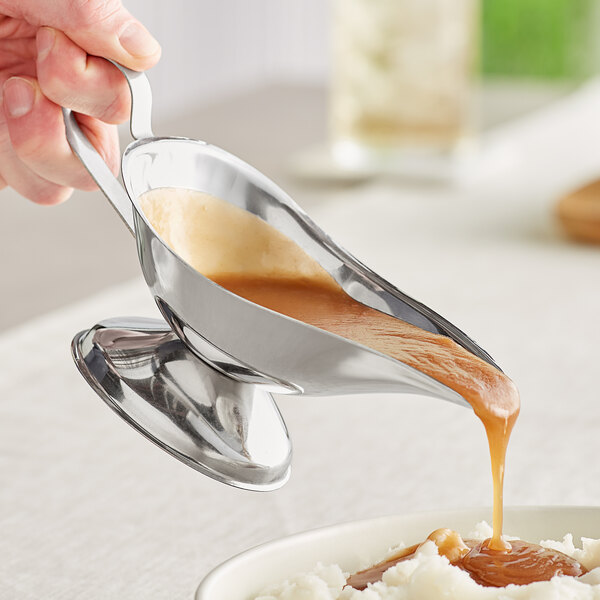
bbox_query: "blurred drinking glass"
[330,0,479,172]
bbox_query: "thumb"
[13,0,161,71]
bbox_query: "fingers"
[3,75,120,186]
[0,0,153,205]
[0,126,73,206]
[65,0,162,72]
[11,0,161,72]
[1,76,120,203]
[36,28,131,124]
[0,77,72,205]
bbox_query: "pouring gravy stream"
[141,188,582,587]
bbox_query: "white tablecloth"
[2,81,600,599]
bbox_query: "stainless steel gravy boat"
[66,63,500,491]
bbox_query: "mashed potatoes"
[254,523,600,600]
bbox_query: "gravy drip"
[141,187,519,549]
[346,531,586,590]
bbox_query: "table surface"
[2,80,600,599]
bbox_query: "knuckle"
[68,0,123,29]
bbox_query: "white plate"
[196,506,600,600]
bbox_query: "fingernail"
[119,22,160,58]
[4,78,35,118]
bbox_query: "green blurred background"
[482,0,600,79]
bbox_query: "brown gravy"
[346,543,421,590]
[346,532,586,589]
[212,275,520,550]
[140,188,566,586]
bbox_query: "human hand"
[0,0,161,204]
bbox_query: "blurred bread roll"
[556,179,600,244]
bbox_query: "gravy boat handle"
[62,61,153,235]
